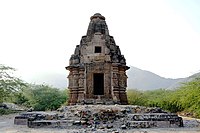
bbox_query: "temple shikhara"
[66,13,129,105]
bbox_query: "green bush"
[127,78,200,118]
[23,84,67,111]
[127,89,147,105]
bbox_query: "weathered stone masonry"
[66,13,129,105]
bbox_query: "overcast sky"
[0,0,200,84]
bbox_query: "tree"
[24,84,67,111]
[0,64,26,103]
[172,78,200,117]
[127,89,147,105]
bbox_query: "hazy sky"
[0,0,200,84]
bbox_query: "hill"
[127,66,182,90]
[167,71,200,89]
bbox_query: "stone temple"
[14,13,184,130]
[66,13,129,105]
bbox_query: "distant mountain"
[127,66,182,90]
[167,71,200,89]
[23,66,200,90]
[127,66,200,90]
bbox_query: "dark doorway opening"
[95,46,102,53]
[93,73,104,95]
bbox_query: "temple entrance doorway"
[93,73,104,95]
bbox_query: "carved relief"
[113,79,119,87]
[79,77,84,88]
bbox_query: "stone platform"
[15,105,183,129]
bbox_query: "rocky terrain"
[1,105,199,133]
[1,113,200,133]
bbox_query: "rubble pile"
[15,105,183,130]
[14,112,58,125]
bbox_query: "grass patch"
[0,108,19,115]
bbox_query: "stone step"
[82,99,115,105]
[127,120,183,128]
[127,113,182,121]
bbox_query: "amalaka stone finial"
[90,13,105,20]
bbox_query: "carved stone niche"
[66,13,129,105]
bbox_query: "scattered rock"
[73,120,81,125]
[121,124,127,129]
[107,124,113,129]
[0,103,9,109]
[1,103,25,111]
[112,130,119,133]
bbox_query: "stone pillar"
[104,63,111,99]
[85,64,93,99]
[67,70,73,105]
[70,68,79,105]
[78,68,85,102]
[112,64,120,103]
[119,67,128,104]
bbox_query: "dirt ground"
[0,114,200,133]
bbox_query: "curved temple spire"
[87,13,109,36]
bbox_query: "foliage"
[0,64,68,112]
[127,78,200,118]
[142,89,183,112]
[127,90,146,105]
[0,64,26,103]
[13,91,29,106]
[22,84,67,111]
[171,78,200,117]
